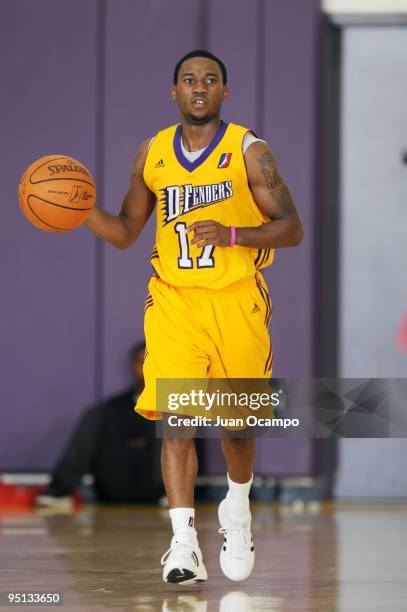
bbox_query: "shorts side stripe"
[255,277,271,326]
[255,275,273,374]
[259,248,269,268]
[264,343,273,373]
[254,249,264,268]
[264,344,272,374]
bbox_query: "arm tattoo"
[258,151,295,218]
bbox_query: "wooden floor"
[0,501,406,611]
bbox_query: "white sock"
[225,473,253,524]
[169,508,197,542]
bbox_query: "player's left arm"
[188,142,303,249]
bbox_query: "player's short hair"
[173,50,227,85]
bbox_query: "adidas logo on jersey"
[155,159,165,168]
[251,303,260,314]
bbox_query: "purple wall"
[0,0,320,474]
[0,0,98,470]
[257,0,320,476]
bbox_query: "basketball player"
[85,50,303,584]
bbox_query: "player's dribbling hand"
[187,220,231,247]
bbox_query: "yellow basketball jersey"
[143,121,274,289]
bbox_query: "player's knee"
[221,436,254,454]
[162,436,195,454]
[162,414,197,440]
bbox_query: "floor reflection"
[0,502,406,611]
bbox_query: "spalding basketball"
[18,155,96,232]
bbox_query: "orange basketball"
[18,155,96,232]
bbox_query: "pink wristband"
[230,225,236,247]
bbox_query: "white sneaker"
[218,499,254,581]
[161,531,208,585]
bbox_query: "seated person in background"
[36,342,163,508]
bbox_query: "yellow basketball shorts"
[135,273,273,420]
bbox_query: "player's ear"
[223,85,229,101]
[171,84,177,101]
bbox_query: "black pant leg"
[50,404,104,494]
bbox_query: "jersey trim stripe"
[173,120,229,173]
[151,244,159,260]
[144,293,154,313]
